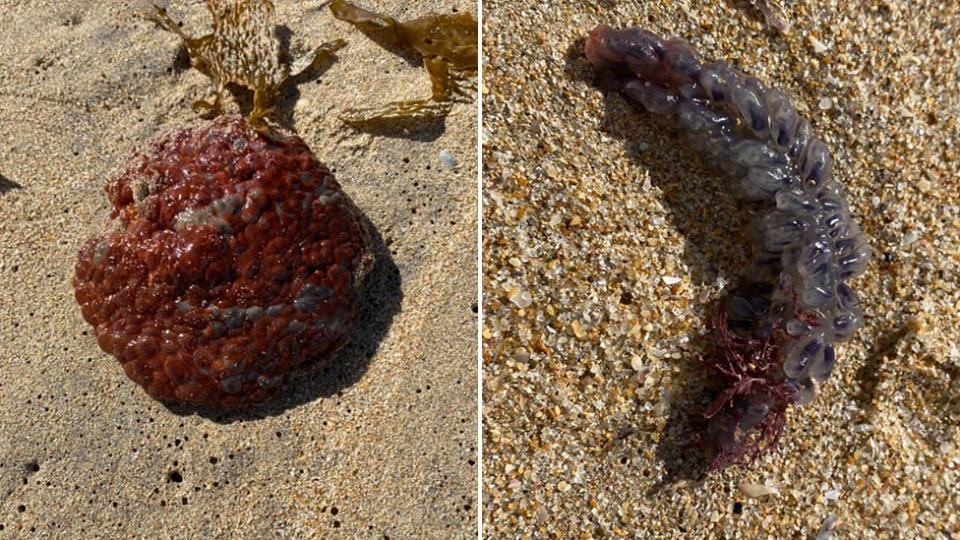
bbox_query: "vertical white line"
[475,0,484,537]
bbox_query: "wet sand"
[0,0,477,537]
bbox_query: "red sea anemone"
[74,116,373,407]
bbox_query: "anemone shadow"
[0,173,22,194]
[165,216,402,423]
[565,39,752,485]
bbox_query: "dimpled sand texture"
[0,0,477,536]
[73,116,373,407]
[586,25,870,409]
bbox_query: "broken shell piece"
[739,482,780,498]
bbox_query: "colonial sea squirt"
[586,26,870,469]
[73,1,372,407]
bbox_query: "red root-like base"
[694,301,796,472]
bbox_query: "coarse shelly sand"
[482,0,960,537]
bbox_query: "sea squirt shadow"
[564,38,755,484]
[0,172,22,194]
[165,216,402,423]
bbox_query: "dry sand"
[483,0,959,537]
[0,0,477,537]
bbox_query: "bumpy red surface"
[74,116,373,407]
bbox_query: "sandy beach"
[483,0,959,537]
[0,0,477,537]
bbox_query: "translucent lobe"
[585,25,870,414]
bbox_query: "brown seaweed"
[147,0,344,131]
[329,0,477,125]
